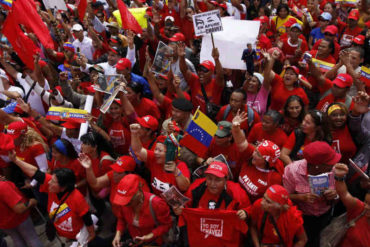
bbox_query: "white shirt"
[226,2,246,20]
[73,36,94,60]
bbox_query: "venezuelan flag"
[46,107,88,123]
[0,0,12,8]
[180,109,217,157]
[360,66,370,86]
[312,58,335,73]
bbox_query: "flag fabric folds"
[312,58,335,73]
[77,0,87,22]
[117,0,143,34]
[180,109,217,157]
[2,10,40,69]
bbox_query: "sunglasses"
[199,66,209,73]
[324,33,335,36]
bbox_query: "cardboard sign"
[151,41,172,76]
[43,0,67,10]
[193,10,223,36]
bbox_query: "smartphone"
[76,47,80,58]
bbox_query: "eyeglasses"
[199,66,209,73]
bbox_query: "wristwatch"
[334,175,346,182]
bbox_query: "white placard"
[192,10,223,36]
[79,95,94,139]
[200,18,260,70]
[43,0,67,11]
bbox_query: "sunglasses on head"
[199,66,209,73]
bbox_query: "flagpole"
[211,33,215,49]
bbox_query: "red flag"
[2,11,40,69]
[117,0,142,34]
[12,0,54,50]
[77,0,87,22]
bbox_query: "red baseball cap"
[113,174,141,206]
[0,133,15,151]
[199,60,215,72]
[6,121,27,139]
[353,35,365,45]
[218,3,227,10]
[169,33,186,42]
[303,141,341,166]
[115,58,132,71]
[283,18,297,28]
[111,156,136,173]
[266,185,289,205]
[348,9,359,21]
[255,16,269,24]
[209,1,219,7]
[136,115,159,131]
[324,25,338,35]
[267,47,285,63]
[332,73,353,88]
[204,161,228,178]
[286,65,300,75]
[61,119,81,129]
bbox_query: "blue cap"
[320,12,332,21]
[291,23,302,31]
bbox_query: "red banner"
[117,0,143,34]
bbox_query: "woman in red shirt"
[130,123,190,195]
[248,110,288,148]
[280,110,332,165]
[326,103,357,164]
[280,95,306,136]
[250,185,307,247]
[263,49,309,111]
[233,112,285,202]
[333,163,370,247]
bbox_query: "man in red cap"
[312,25,341,61]
[280,23,309,65]
[135,115,161,150]
[283,141,340,247]
[339,9,363,48]
[179,43,225,114]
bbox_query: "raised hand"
[232,110,248,127]
[78,153,92,169]
[130,123,141,134]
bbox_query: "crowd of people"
[0,0,369,246]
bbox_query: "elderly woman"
[232,111,285,202]
[130,123,190,195]
[250,185,307,247]
[283,141,341,247]
[112,174,172,247]
[9,151,96,244]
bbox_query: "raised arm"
[78,153,110,190]
[231,110,249,152]
[130,123,148,162]
[212,47,224,87]
[178,43,192,82]
[9,150,38,178]
[333,163,358,211]
[262,50,278,90]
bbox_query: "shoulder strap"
[149,194,158,226]
[24,81,37,102]
[200,83,210,104]
[223,105,232,120]
[347,209,366,228]
[51,191,72,222]
[344,95,352,109]
[319,89,331,101]
[148,138,157,150]
[247,106,255,127]
[259,212,268,245]
[269,215,285,247]
[290,128,306,161]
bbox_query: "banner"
[42,0,67,10]
[312,58,335,73]
[200,18,259,70]
[193,10,223,36]
[113,8,148,29]
[46,107,88,123]
[77,0,87,22]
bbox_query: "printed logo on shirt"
[117,189,127,195]
[152,177,171,192]
[109,129,125,147]
[57,217,73,232]
[200,218,223,238]
[332,139,341,153]
[239,175,258,195]
[208,200,216,210]
[49,202,71,220]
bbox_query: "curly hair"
[20,128,49,153]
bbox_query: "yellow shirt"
[272,15,303,35]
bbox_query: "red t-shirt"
[340,199,370,247]
[216,104,261,135]
[188,73,224,113]
[90,151,114,178]
[331,126,357,163]
[15,143,45,167]
[269,74,309,111]
[247,122,288,148]
[40,174,90,240]
[107,120,131,155]
[180,18,194,46]
[283,131,313,160]
[340,26,363,48]
[135,97,161,120]
[312,39,340,61]
[0,181,29,229]
[146,150,190,195]
[181,208,248,247]
[258,34,272,51]
[49,158,85,183]
[281,38,309,62]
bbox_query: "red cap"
[324,25,338,35]
[169,33,186,42]
[111,156,136,173]
[136,115,159,131]
[303,141,341,166]
[332,73,353,88]
[218,3,227,10]
[348,9,359,21]
[113,174,140,206]
[55,86,64,96]
[257,140,281,164]
[353,35,365,45]
[115,58,132,71]
[209,1,219,6]
[204,161,228,178]
[61,119,81,129]
[283,17,297,28]
[267,47,285,62]
[146,7,153,17]
[199,60,215,72]
[0,133,15,151]
[6,121,27,139]
[286,65,300,75]
[266,185,289,205]
[113,99,121,105]
[255,16,269,24]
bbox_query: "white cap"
[165,16,175,22]
[253,72,264,84]
[72,24,83,31]
[0,69,9,81]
